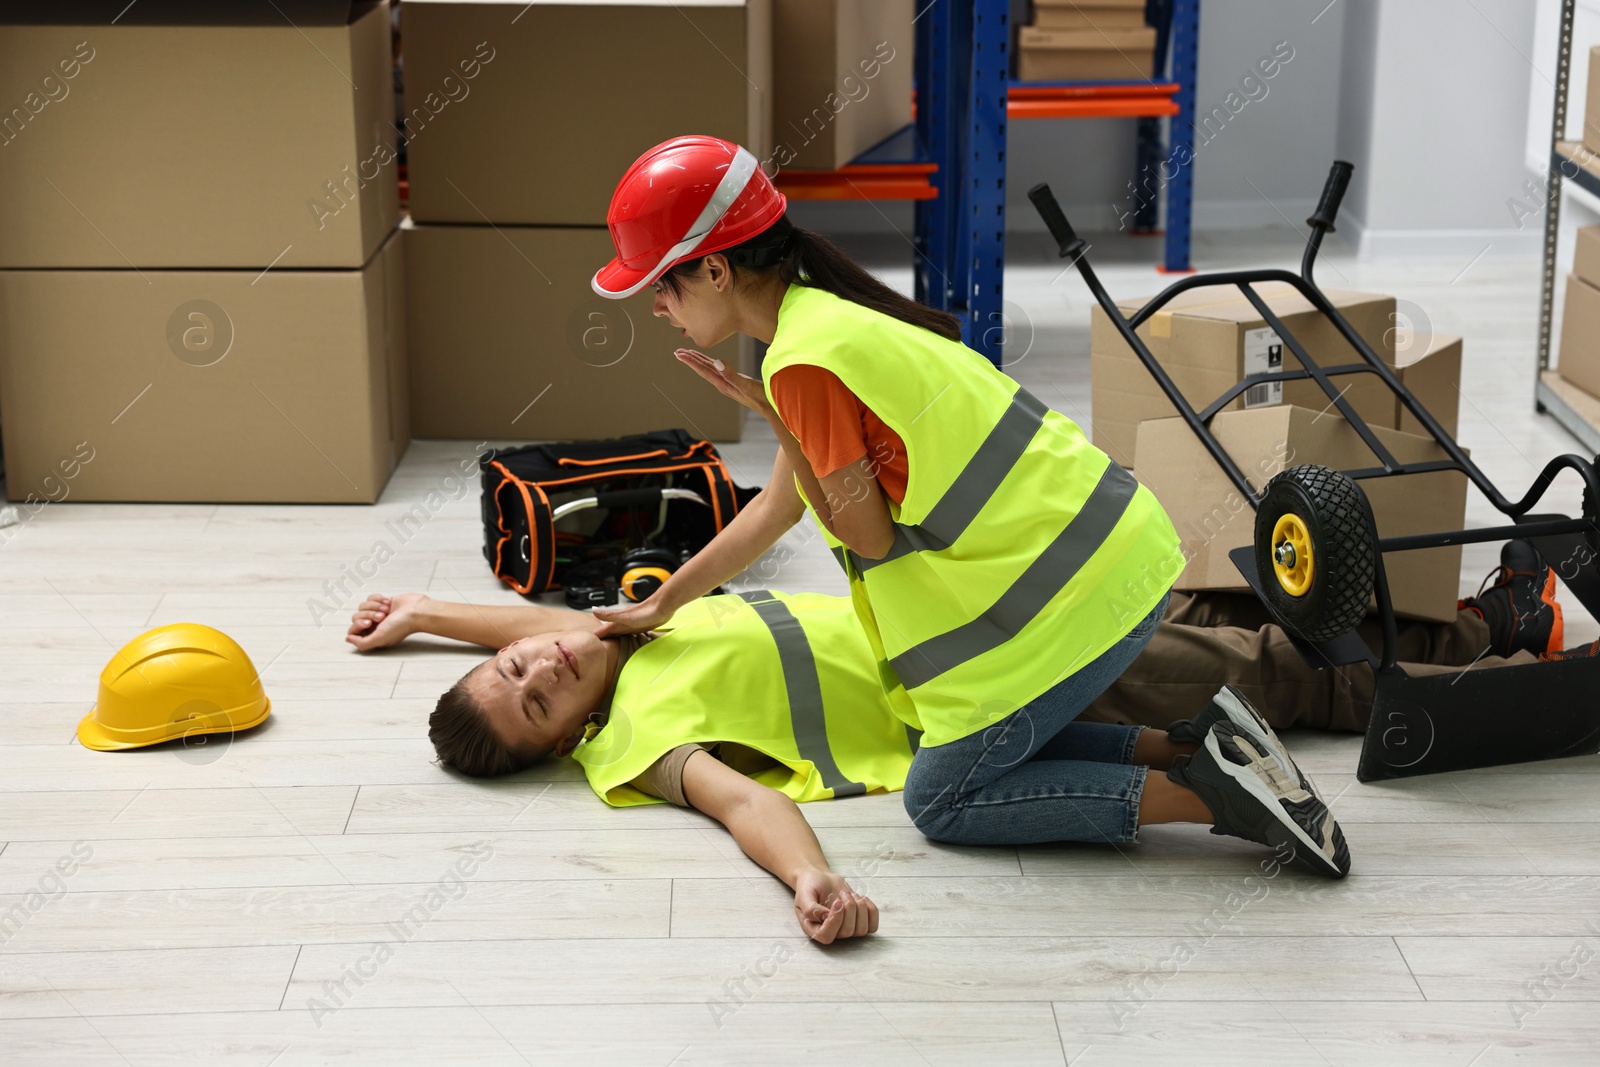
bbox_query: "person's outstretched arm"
[346,593,599,652]
[680,749,879,944]
[591,442,807,637]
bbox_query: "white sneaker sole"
[1204,729,1344,877]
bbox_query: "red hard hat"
[591,135,787,299]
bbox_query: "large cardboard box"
[1389,329,1462,439]
[0,2,397,268]
[1017,26,1156,82]
[403,0,772,225]
[1090,282,1397,466]
[0,229,408,504]
[1559,272,1600,400]
[403,220,747,441]
[771,0,914,170]
[1135,406,1469,623]
[1032,0,1148,31]
[1576,225,1600,289]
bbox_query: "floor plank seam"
[340,786,360,835]
[1049,1002,1071,1067]
[5,873,1600,900]
[141,593,165,629]
[3,996,1537,1026]
[1390,935,1428,1001]
[277,945,303,1011]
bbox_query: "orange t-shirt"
[767,364,908,505]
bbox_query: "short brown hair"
[428,664,550,778]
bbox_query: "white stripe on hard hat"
[592,146,761,299]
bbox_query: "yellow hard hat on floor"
[79,623,271,751]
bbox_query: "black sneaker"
[1167,685,1312,794]
[1459,540,1563,657]
[1168,722,1351,878]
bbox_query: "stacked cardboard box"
[1089,283,1401,466]
[1017,0,1156,82]
[770,0,915,171]
[400,0,772,441]
[0,1,406,503]
[1135,406,1469,623]
[1558,225,1600,402]
[1095,282,1471,619]
[1389,329,1463,438]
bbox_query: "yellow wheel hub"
[1271,514,1315,597]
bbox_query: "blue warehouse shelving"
[775,0,1202,367]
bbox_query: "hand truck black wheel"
[1254,464,1377,642]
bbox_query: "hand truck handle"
[1307,160,1354,232]
[1027,182,1087,260]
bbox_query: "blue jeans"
[902,593,1169,846]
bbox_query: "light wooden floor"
[4,227,1600,1065]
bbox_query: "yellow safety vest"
[762,283,1183,748]
[573,590,917,807]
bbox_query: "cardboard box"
[1135,405,1469,623]
[1576,225,1600,289]
[1032,0,1148,32]
[1389,329,1462,439]
[1090,282,1398,466]
[771,0,914,171]
[1560,272,1600,400]
[0,2,397,268]
[1586,45,1600,155]
[403,220,747,442]
[0,229,408,504]
[1016,26,1156,82]
[403,0,772,226]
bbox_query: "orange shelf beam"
[1009,97,1179,119]
[1009,82,1181,119]
[775,162,938,201]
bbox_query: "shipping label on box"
[1241,327,1285,409]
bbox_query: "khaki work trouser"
[1080,590,1538,734]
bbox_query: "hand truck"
[1030,162,1600,781]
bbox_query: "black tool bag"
[480,429,759,596]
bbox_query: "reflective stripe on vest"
[737,590,867,797]
[855,388,1050,573]
[883,462,1138,689]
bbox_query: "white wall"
[1336,0,1539,258]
